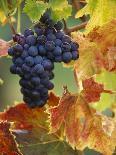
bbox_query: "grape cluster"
[8,11,79,108]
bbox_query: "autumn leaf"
[75,0,116,33]
[72,32,102,82]
[72,20,116,84]
[87,20,116,72]
[78,113,116,155]
[0,39,9,57]
[0,121,22,155]
[81,77,113,103]
[48,79,116,155]
[0,93,79,155]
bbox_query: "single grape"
[21,50,28,59]
[72,51,79,60]
[62,52,72,63]
[46,81,54,90]
[55,31,64,39]
[38,45,46,55]
[61,42,71,52]
[31,91,40,99]
[13,44,23,56]
[45,41,55,51]
[70,42,79,51]
[62,35,71,43]
[34,56,43,64]
[26,35,36,45]
[25,56,34,67]
[42,59,54,70]
[34,27,45,36]
[22,64,31,73]
[31,77,40,85]
[55,39,62,46]
[10,65,17,74]
[15,57,24,67]
[24,44,29,50]
[8,47,14,56]
[54,56,62,62]
[28,46,38,56]
[24,29,34,37]
[53,46,62,56]
[32,64,44,74]
[37,35,46,44]
[47,33,56,41]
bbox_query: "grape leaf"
[75,0,116,33]
[73,32,101,82]
[0,121,22,155]
[49,0,72,21]
[78,113,116,155]
[93,70,116,111]
[73,20,116,83]
[0,93,79,155]
[88,20,116,72]
[23,0,49,22]
[48,80,116,155]
[0,39,9,57]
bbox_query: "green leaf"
[49,0,72,21]
[51,5,72,21]
[76,0,116,33]
[49,0,69,10]
[23,0,49,22]
[92,70,116,111]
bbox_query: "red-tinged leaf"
[0,121,22,155]
[0,95,79,155]
[0,39,9,57]
[82,77,105,103]
[87,20,116,72]
[79,114,116,155]
[88,20,116,54]
[49,90,78,133]
[48,92,60,107]
[72,20,116,84]
[0,103,48,130]
[105,47,116,71]
[48,86,116,154]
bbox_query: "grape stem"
[17,5,21,33]
[63,19,87,35]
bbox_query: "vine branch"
[17,5,21,33]
[63,19,87,34]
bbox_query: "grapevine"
[0,0,115,155]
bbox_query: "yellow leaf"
[76,0,116,33]
[0,10,7,24]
